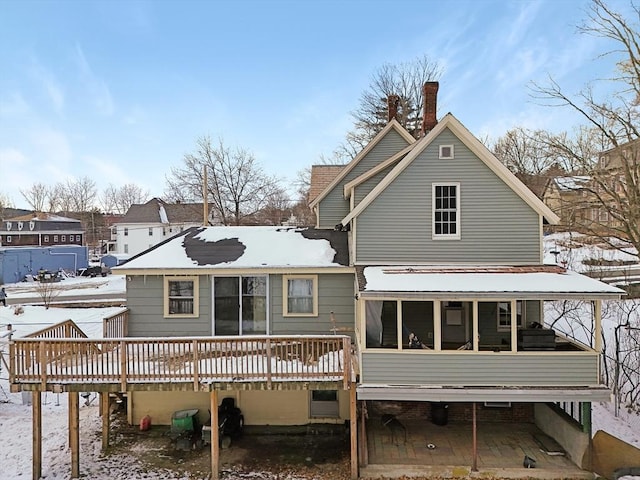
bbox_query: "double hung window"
[283,275,317,316]
[432,183,460,239]
[164,276,199,317]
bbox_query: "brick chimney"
[421,81,439,135]
[387,94,400,122]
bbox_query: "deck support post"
[69,391,80,478]
[210,390,219,480]
[471,402,478,472]
[101,392,110,450]
[359,400,368,467]
[32,392,42,480]
[350,382,358,479]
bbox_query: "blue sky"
[0,0,628,209]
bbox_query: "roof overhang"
[358,265,625,300]
[357,384,612,402]
[115,266,354,276]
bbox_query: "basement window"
[310,390,339,418]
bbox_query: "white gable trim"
[340,114,560,226]
[343,143,415,199]
[309,119,415,209]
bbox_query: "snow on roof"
[361,265,625,298]
[117,226,348,270]
[553,176,590,191]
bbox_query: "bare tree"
[0,192,14,219]
[531,0,640,255]
[20,183,50,212]
[165,136,283,226]
[333,54,442,161]
[100,183,149,214]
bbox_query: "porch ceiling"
[356,265,624,300]
[356,384,612,402]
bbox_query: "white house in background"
[112,198,204,257]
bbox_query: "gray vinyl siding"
[360,351,599,386]
[317,129,411,229]
[355,128,541,264]
[353,164,396,208]
[126,272,354,338]
[270,273,355,336]
[126,275,212,336]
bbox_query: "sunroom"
[355,265,625,400]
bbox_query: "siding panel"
[318,129,411,228]
[355,128,541,264]
[361,351,599,386]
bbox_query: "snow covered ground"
[1,239,639,479]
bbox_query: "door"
[441,301,470,348]
[213,276,268,335]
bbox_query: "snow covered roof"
[359,265,625,299]
[116,226,350,271]
[553,176,590,191]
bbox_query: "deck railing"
[25,319,89,340]
[10,335,352,391]
[103,309,129,338]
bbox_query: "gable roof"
[116,226,350,272]
[309,119,416,209]
[118,198,204,224]
[3,212,81,223]
[340,114,560,226]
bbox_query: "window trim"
[164,276,199,318]
[432,182,461,240]
[497,300,525,331]
[283,275,318,317]
[309,390,339,418]
[439,144,454,159]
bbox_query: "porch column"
[69,392,80,478]
[510,299,518,352]
[32,392,42,480]
[472,301,479,351]
[210,390,219,480]
[581,402,592,435]
[433,300,441,351]
[594,300,602,353]
[359,401,368,467]
[396,300,403,350]
[471,402,478,472]
[350,383,358,479]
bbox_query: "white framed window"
[497,301,525,331]
[76,235,81,242]
[61,235,66,242]
[439,145,454,159]
[53,235,58,242]
[283,275,318,316]
[164,276,199,318]
[124,228,128,236]
[124,244,128,254]
[6,235,11,243]
[148,227,153,236]
[43,235,49,242]
[432,183,460,239]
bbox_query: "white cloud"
[29,59,65,114]
[74,44,115,116]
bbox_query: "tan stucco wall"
[592,430,640,480]
[534,403,591,468]
[128,390,350,427]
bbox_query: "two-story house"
[9,83,624,479]
[112,198,205,257]
[0,213,89,283]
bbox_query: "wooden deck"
[9,334,353,393]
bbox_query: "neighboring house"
[542,175,593,230]
[0,213,89,283]
[0,213,84,247]
[112,198,204,256]
[9,83,625,479]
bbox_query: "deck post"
[69,391,80,478]
[210,390,219,480]
[359,400,368,467]
[350,382,358,479]
[471,402,478,472]
[32,392,42,480]
[101,392,110,450]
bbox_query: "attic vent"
[484,401,512,408]
[439,145,454,159]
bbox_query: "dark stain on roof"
[183,228,246,266]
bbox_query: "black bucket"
[430,402,448,426]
